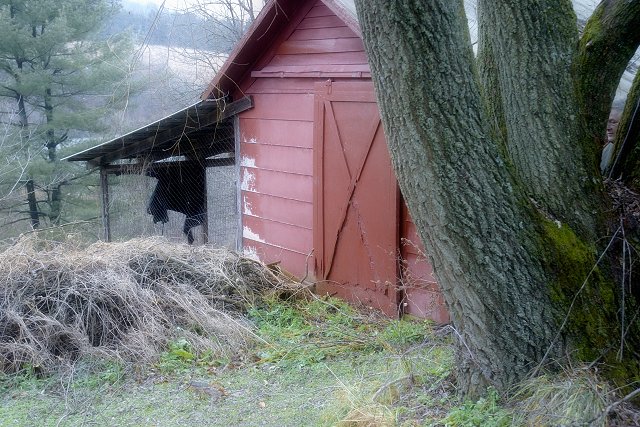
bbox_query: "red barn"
[67,0,448,322]
[204,0,447,321]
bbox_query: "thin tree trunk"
[50,184,62,225]
[44,87,57,162]
[25,179,39,229]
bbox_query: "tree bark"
[354,0,640,396]
[25,179,39,229]
[45,87,57,163]
[478,0,600,240]
[576,0,640,148]
[49,184,62,226]
[355,0,561,396]
[609,71,640,185]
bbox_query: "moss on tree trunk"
[355,0,640,396]
[610,71,640,186]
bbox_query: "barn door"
[314,80,400,317]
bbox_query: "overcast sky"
[125,0,195,11]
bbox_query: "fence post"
[100,168,111,242]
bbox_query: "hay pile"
[0,236,283,374]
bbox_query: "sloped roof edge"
[63,97,252,166]
[201,0,360,100]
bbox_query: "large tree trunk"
[354,0,561,395]
[477,1,600,240]
[354,0,637,396]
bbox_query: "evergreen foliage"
[0,0,135,232]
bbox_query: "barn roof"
[202,0,360,100]
[63,96,252,167]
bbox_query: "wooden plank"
[297,15,346,30]
[399,199,448,322]
[240,144,312,176]
[239,93,314,121]
[246,77,316,94]
[242,192,313,229]
[401,201,427,256]
[252,69,371,79]
[101,158,234,175]
[277,38,364,55]
[305,3,334,18]
[402,219,423,256]
[246,2,318,79]
[242,215,312,255]
[267,51,368,67]
[403,288,449,324]
[321,0,361,37]
[240,118,314,148]
[251,63,371,80]
[243,240,312,279]
[240,167,313,203]
[100,169,111,242]
[288,27,357,41]
[263,52,368,71]
[401,253,437,288]
[234,114,243,252]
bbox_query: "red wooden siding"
[243,215,312,254]
[233,0,447,323]
[237,0,367,278]
[239,93,314,121]
[288,27,357,41]
[306,4,333,18]
[240,167,313,203]
[241,119,313,147]
[242,192,313,229]
[400,202,449,323]
[276,39,365,55]
[242,144,312,175]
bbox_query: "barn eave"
[63,96,253,168]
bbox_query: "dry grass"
[512,368,610,426]
[0,235,284,375]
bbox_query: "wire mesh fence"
[106,160,237,249]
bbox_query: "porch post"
[100,168,111,242]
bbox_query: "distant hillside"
[96,1,243,136]
[108,44,227,136]
[104,1,236,52]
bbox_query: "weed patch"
[439,388,512,427]
[0,236,281,375]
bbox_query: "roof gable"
[202,0,360,100]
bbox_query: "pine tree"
[0,0,134,231]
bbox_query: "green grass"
[438,388,512,427]
[0,296,465,426]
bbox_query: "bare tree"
[182,0,265,51]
